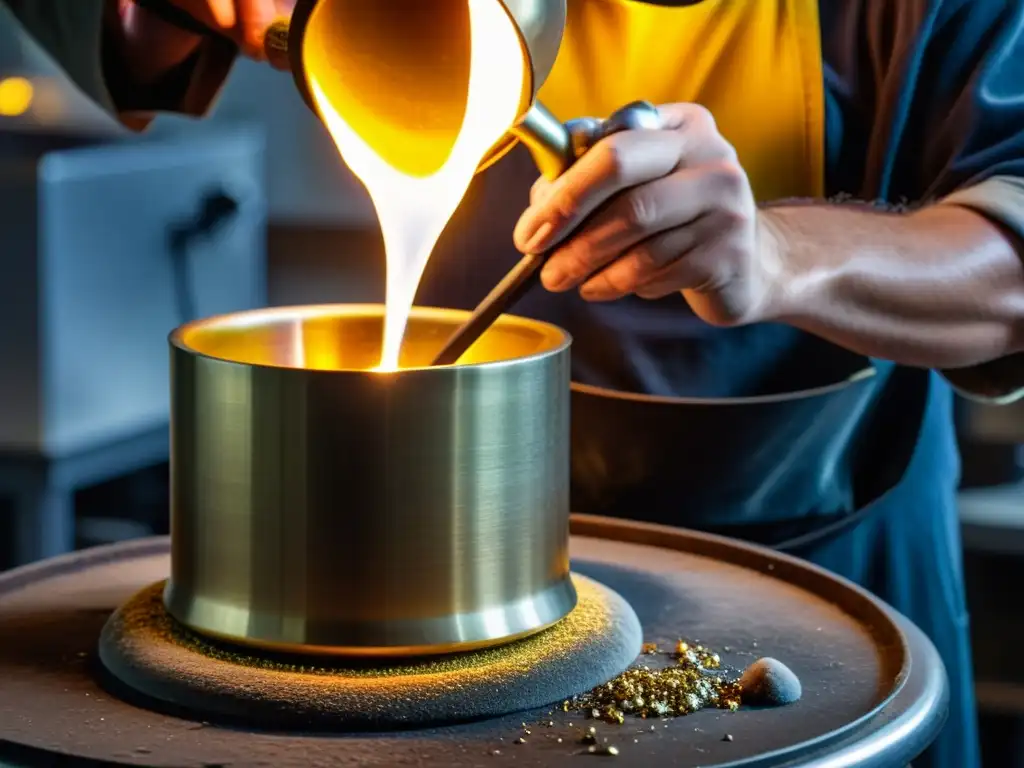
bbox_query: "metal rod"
[430,100,660,367]
[431,252,547,366]
[510,102,576,181]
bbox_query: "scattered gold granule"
[565,640,741,724]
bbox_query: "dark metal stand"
[0,425,169,566]
[0,520,949,767]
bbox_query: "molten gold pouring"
[263,0,573,178]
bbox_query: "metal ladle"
[133,1,660,362]
[133,0,575,176]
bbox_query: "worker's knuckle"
[622,189,661,231]
[631,248,662,280]
[601,268,633,295]
[625,254,654,285]
[683,103,717,132]
[550,189,582,228]
[708,161,748,198]
[621,250,661,291]
[723,209,750,231]
[559,243,597,279]
[718,200,752,230]
[712,135,739,162]
[591,135,630,185]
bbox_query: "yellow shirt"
[537,0,825,202]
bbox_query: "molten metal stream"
[307,0,525,371]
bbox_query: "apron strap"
[771,502,885,554]
[698,499,890,557]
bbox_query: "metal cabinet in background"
[0,128,267,566]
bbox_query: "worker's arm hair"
[761,180,1024,403]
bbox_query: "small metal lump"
[563,640,742,724]
[738,657,802,706]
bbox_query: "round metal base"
[0,517,948,767]
[99,575,641,729]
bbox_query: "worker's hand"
[513,103,784,327]
[112,0,289,83]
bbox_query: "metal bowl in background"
[165,304,574,656]
[569,337,881,530]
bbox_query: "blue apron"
[419,147,978,768]
[415,0,978,763]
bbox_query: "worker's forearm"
[761,203,1024,369]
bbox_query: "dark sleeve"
[913,0,1024,199]
[0,0,236,121]
[821,0,1024,403]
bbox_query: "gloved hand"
[111,0,288,83]
[513,103,784,328]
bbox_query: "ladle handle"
[431,252,546,367]
[130,0,291,69]
[430,100,661,367]
[510,102,576,181]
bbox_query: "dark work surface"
[0,523,944,767]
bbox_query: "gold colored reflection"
[175,305,567,371]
